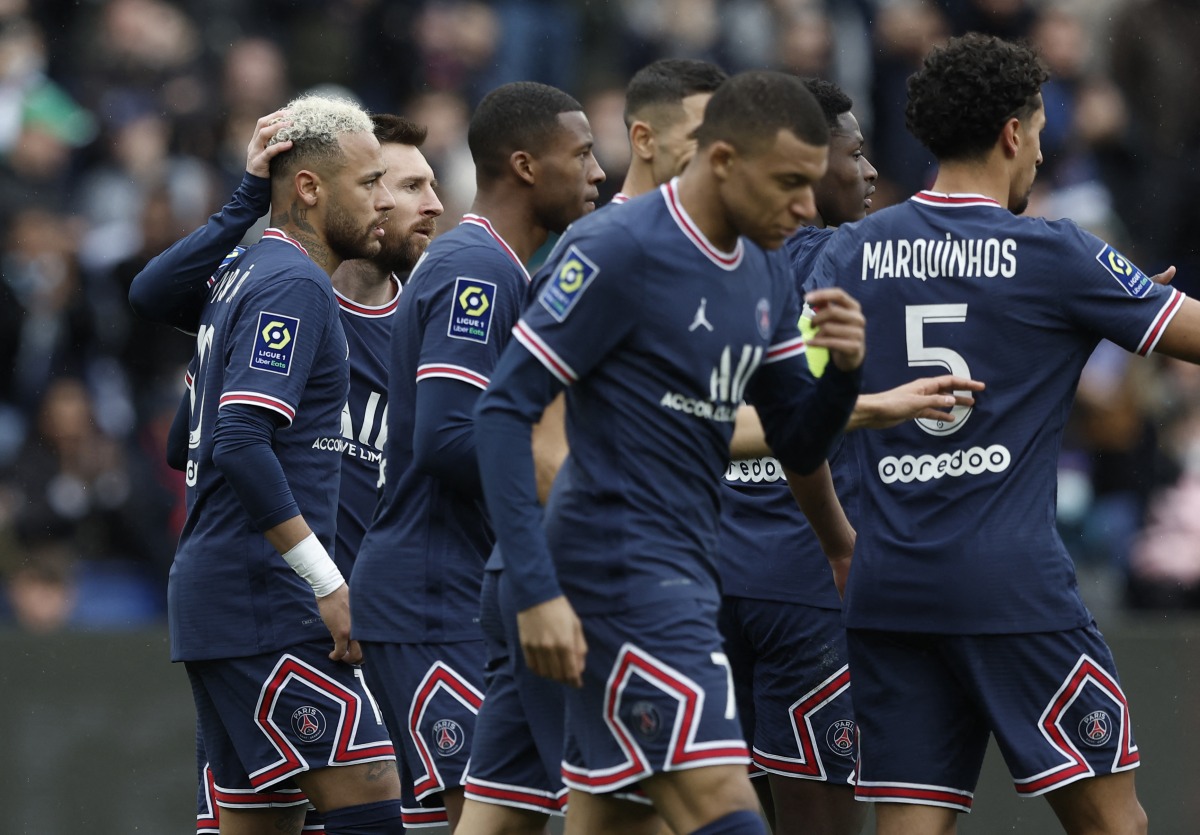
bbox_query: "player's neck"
[332,259,397,307]
[270,216,341,277]
[929,160,1009,206]
[468,192,548,266]
[676,168,738,253]
[619,162,657,200]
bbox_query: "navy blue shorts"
[847,623,1140,811]
[562,598,750,795]
[185,640,395,801]
[465,569,570,814]
[359,638,485,803]
[720,597,856,784]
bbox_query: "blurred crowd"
[4,0,1200,631]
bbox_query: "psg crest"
[291,705,327,743]
[629,700,662,740]
[1078,710,1113,747]
[432,718,465,756]
[825,719,857,759]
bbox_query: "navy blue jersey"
[482,182,858,616]
[352,216,530,643]
[814,191,1184,634]
[716,226,846,607]
[331,281,397,575]
[170,229,349,661]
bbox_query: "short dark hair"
[694,70,829,154]
[372,113,427,147]
[802,78,853,131]
[906,33,1049,162]
[467,82,582,182]
[623,59,728,128]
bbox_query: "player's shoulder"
[414,219,527,287]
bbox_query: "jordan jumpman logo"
[689,297,714,332]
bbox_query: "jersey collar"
[261,227,309,254]
[911,191,1002,209]
[662,178,744,271]
[460,214,531,283]
[334,274,401,318]
[611,192,631,205]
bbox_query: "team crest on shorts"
[432,718,465,756]
[629,701,662,740]
[825,719,857,759]
[1079,710,1113,747]
[291,706,327,742]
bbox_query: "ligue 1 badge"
[291,705,327,743]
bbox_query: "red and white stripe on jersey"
[464,776,569,815]
[763,334,807,365]
[335,276,401,318]
[262,227,310,255]
[461,214,531,283]
[855,780,974,812]
[752,665,851,780]
[513,320,578,385]
[1136,287,1184,357]
[1014,654,1139,797]
[415,363,490,391]
[662,179,744,270]
[910,191,1002,209]
[408,661,485,800]
[185,369,194,390]
[562,644,749,794]
[402,804,450,828]
[248,654,396,790]
[610,192,631,205]
[220,391,297,425]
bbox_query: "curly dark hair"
[906,33,1049,162]
[802,77,853,131]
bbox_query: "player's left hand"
[853,374,985,430]
[316,583,363,664]
[517,596,587,687]
[803,288,865,372]
[246,109,294,179]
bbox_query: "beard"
[373,225,430,275]
[324,199,382,262]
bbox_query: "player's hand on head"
[247,109,293,178]
[517,596,587,688]
[316,583,361,664]
[804,288,866,372]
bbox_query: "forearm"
[412,377,485,497]
[128,173,269,329]
[531,393,568,504]
[729,404,771,459]
[760,362,861,475]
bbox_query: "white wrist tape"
[282,533,345,598]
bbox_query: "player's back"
[171,230,348,661]
[352,219,529,643]
[816,192,1183,634]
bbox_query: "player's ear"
[709,140,736,182]
[1000,117,1021,160]
[510,150,536,186]
[295,169,321,206]
[629,120,655,162]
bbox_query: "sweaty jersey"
[813,191,1184,634]
[331,280,397,575]
[716,226,845,608]
[352,216,530,643]
[479,181,860,616]
[170,229,349,661]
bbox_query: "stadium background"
[1,0,1198,831]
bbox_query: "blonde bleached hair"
[267,94,375,177]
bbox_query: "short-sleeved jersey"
[514,181,823,615]
[331,280,398,575]
[352,216,530,643]
[170,228,349,661]
[812,191,1185,634]
[716,226,845,608]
